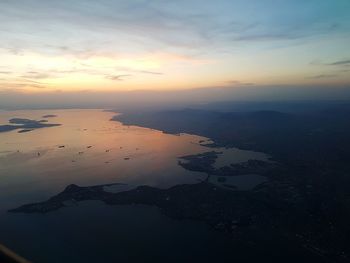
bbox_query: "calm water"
[0,109,274,262]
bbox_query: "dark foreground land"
[10,178,350,262]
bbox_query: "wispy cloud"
[306,74,338,79]
[1,0,349,57]
[327,59,350,66]
[106,74,132,81]
[0,0,349,93]
[21,71,51,79]
[139,70,163,75]
[225,80,255,86]
[0,82,47,89]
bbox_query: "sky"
[0,0,349,105]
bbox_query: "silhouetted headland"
[9,178,349,262]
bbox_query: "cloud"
[111,66,165,75]
[26,84,47,89]
[311,59,350,73]
[139,70,163,75]
[51,69,81,74]
[225,80,255,86]
[0,0,349,94]
[0,82,46,89]
[19,79,47,85]
[328,59,350,66]
[1,0,349,58]
[21,71,51,79]
[106,74,132,81]
[307,74,338,79]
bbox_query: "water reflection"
[0,109,213,207]
[0,109,273,207]
[0,109,272,263]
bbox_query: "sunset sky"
[0,0,349,95]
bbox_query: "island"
[178,151,221,174]
[0,118,61,133]
[18,129,33,133]
[42,114,57,118]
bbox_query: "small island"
[18,129,34,133]
[178,151,221,174]
[0,118,61,133]
[42,114,57,118]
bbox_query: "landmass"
[10,180,349,262]
[42,114,57,118]
[0,118,61,133]
[178,151,277,178]
[110,105,350,262]
[7,105,350,262]
[112,108,350,164]
[18,129,33,133]
[178,151,221,174]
